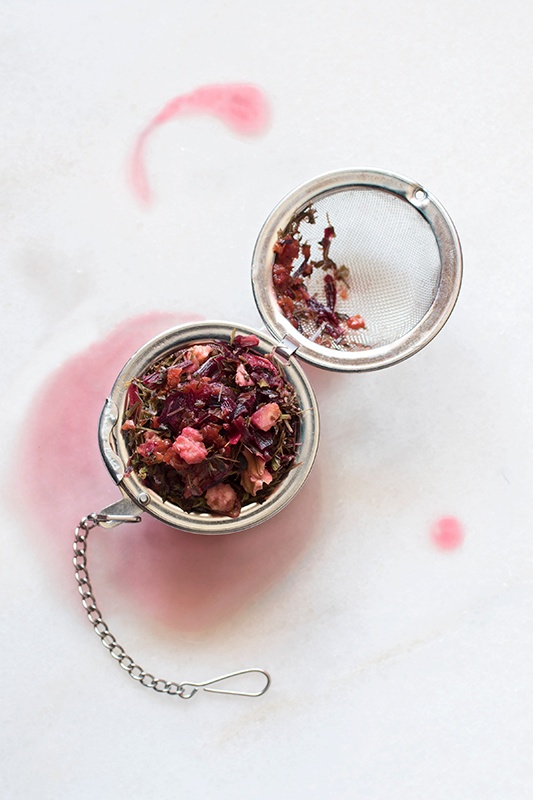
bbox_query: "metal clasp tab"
[91,497,144,528]
[178,669,271,699]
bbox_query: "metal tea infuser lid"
[252,168,461,371]
[73,168,462,701]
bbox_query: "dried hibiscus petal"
[324,273,336,311]
[271,206,367,349]
[243,353,278,373]
[233,334,260,348]
[166,366,183,388]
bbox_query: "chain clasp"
[178,669,271,699]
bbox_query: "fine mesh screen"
[277,187,442,350]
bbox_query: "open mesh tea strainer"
[75,168,462,700]
[252,168,461,371]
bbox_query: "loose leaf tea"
[272,206,366,348]
[122,335,301,518]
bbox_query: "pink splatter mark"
[130,83,270,204]
[14,312,320,632]
[430,516,464,551]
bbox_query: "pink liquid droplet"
[130,83,270,204]
[15,311,320,631]
[430,516,464,551]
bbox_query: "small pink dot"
[430,516,464,551]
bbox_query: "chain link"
[74,515,191,698]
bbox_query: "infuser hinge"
[272,335,299,364]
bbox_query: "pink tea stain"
[130,83,271,204]
[430,516,464,551]
[16,311,320,632]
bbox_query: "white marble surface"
[1,2,533,798]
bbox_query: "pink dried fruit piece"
[173,427,208,465]
[251,402,281,432]
[235,363,254,387]
[205,483,239,517]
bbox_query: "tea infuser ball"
[75,168,462,699]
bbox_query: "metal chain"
[74,515,188,696]
[73,514,271,700]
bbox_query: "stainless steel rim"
[99,321,320,534]
[251,168,462,372]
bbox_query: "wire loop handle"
[73,514,271,700]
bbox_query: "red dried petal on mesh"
[347,315,366,330]
[277,296,294,316]
[273,235,299,266]
[273,263,291,290]
[324,273,337,311]
[121,419,136,431]
[292,282,310,302]
[306,297,344,337]
[320,226,335,246]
